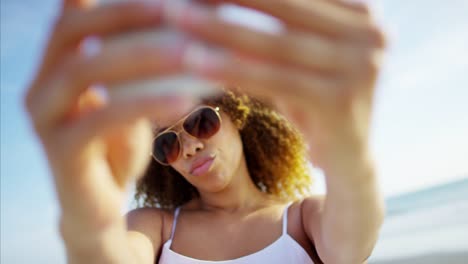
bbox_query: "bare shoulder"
[126,207,163,231]
[284,195,325,239]
[300,195,326,215]
[125,207,173,261]
[297,195,325,237]
[285,196,326,263]
[126,207,179,240]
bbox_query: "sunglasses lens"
[153,132,180,164]
[183,107,221,139]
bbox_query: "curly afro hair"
[133,88,314,209]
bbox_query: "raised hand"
[167,0,386,171]
[24,0,193,237]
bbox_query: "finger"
[105,118,154,189]
[28,41,187,135]
[170,4,361,73]
[326,0,371,14]
[183,43,339,105]
[63,85,108,126]
[27,0,165,104]
[189,0,374,40]
[65,95,196,153]
[55,96,194,224]
[58,1,163,49]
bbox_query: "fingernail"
[183,42,208,71]
[92,84,109,103]
[183,42,224,76]
[80,36,101,58]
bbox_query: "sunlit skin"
[149,104,313,261]
[157,110,253,197]
[24,0,385,263]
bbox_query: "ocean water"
[384,178,468,216]
[369,178,468,263]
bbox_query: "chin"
[197,170,231,193]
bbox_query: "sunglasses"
[151,106,222,165]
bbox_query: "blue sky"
[1,0,467,263]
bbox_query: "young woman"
[24,0,386,263]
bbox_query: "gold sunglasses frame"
[151,105,221,166]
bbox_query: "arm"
[61,208,162,264]
[23,0,190,263]
[302,153,385,264]
[162,0,386,261]
[126,208,164,263]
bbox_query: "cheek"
[215,118,243,165]
[169,154,191,177]
[169,115,244,180]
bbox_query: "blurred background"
[1,0,467,263]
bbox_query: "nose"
[180,132,204,159]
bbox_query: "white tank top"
[158,203,315,264]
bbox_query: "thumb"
[105,118,153,189]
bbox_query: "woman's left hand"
[167,0,386,170]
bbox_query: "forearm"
[60,216,139,264]
[322,151,385,263]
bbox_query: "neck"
[195,156,274,214]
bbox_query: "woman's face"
[154,106,244,193]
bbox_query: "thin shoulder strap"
[282,202,293,235]
[169,206,181,241]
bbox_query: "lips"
[190,155,215,176]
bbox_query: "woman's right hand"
[24,0,193,238]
